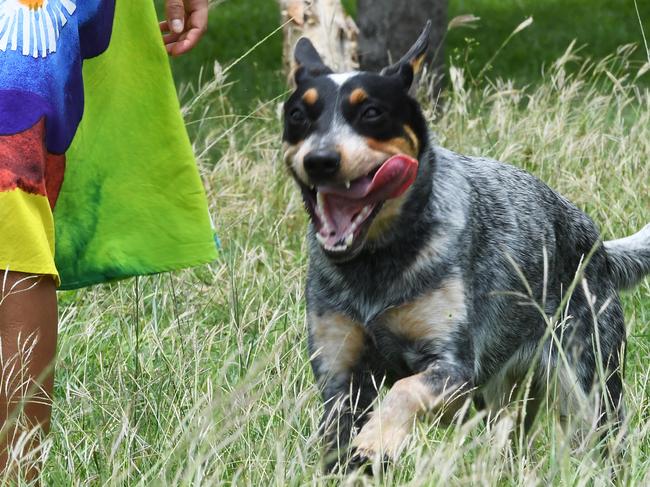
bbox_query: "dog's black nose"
[304,150,341,182]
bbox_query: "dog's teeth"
[344,233,354,247]
[317,192,325,212]
[321,239,350,252]
[344,180,351,189]
[352,205,373,225]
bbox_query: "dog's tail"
[604,223,650,290]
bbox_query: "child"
[0,0,215,478]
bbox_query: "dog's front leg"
[309,312,381,472]
[352,361,472,462]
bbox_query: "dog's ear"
[381,20,431,89]
[293,38,333,84]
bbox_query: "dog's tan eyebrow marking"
[349,88,368,105]
[302,88,319,105]
[309,312,365,379]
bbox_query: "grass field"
[3,38,643,485]
[3,5,650,485]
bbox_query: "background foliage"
[155,0,649,109]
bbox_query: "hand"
[160,0,209,56]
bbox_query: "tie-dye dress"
[0,0,217,289]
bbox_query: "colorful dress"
[0,0,218,289]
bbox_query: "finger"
[169,39,191,57]
[170,28,203,55]
[171,8,208,55]
[165,0,186,34]
[159,20,170,33]
[167,39,194,56]
[169,26,206,56]
[170,38,195,57]
[163,32,181,45]
[187,4,209,35]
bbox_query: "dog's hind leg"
[548,309,626,452]
[308,312,387,473]
[551,354,625,460]
[478,350,544,441]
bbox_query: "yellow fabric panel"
[0,189,59,283]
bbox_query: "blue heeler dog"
[281,21,650,471]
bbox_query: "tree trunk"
[356,0,447,84]
[278,0,359,80]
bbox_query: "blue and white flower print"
[0,0,76,58]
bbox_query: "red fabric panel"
[0,118,66,208]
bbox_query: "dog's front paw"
[351,412,412,463]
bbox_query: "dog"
[282,21,650,472]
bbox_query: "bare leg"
[0,272,57,480]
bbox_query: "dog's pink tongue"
[369,154,419,200]
[319,154,419,201]
[318,155,418,246]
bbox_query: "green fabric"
[53,0,217,290]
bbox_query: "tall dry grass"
[2,43,649,485]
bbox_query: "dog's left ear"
[293,38,333,84]
[381,20,431,90]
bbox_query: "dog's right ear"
[381,20,431,90]
[293,38,333,84]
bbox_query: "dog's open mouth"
[299,154,419,256]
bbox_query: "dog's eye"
[361,106,383,122]
[289,108,307,124]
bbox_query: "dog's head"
[283,22,431,262]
